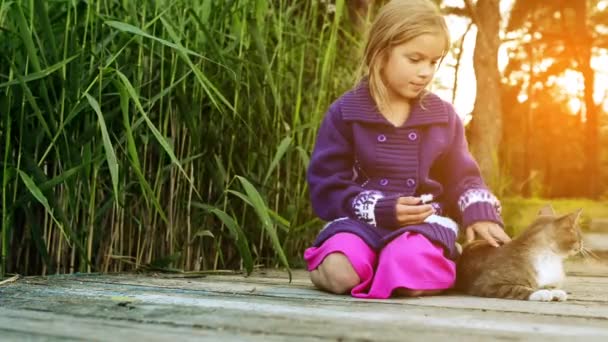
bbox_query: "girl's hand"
[465,221,511,247]
[395,197,435,226]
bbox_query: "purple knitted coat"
[307,83,503,260]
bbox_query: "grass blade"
[17,170,69,243]
[115,80,170,226]
[227,190,253,206]
[15,74,53,139]
[159,16,234,113]
[104,20,202,58]
[295,146,310,169]
[0,55,78,88]
[190,201,254,275]
[209,208,253,275]
[2,106,12,277]
[114,69,201,199]
[34,0,59,64]
[11,4,42,71]
[263,136,292,185]
[236,176,291,281]
[85,94,119,203]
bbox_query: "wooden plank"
[565,258,608,276]
[0,308,320,341]
[3,282,608,341]
[28,272,607,317]
[583,233,608,251]
[3,276,608,340]
[2,262,608,341]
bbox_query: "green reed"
[0,0,357,277]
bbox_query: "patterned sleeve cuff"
[458,189,504,228]
[352,191,400,229]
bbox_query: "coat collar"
[340,82,450,128]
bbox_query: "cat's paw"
[550,289,568,301]
[528,289,568,301]
[528,289,553,301]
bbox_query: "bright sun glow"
[557,70,584,97]
[568,98,582,114]
[517,94,528,103]
[598,1,608,11]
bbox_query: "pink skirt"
[304,232,456,299]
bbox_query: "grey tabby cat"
[455,205,584,301]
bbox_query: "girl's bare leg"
[310,253,360,294]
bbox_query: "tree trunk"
[571,1,600,197]
[583,60,599,197]
[467,0,503,186]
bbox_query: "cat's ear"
[568,208,583,225]
[538,204,556,216]
[557,208,583,226]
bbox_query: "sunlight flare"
[568,98,582,114]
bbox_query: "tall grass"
[0,0,358,277]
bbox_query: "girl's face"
[381,33,445,103]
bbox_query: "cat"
[455,205,583,301]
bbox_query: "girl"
[304,0,511,299]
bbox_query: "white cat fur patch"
[529,289,553,301]
[533,251,565,288]
[529,289,568,301]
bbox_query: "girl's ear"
[538,204,556,216]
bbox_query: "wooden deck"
[1,259,608,341]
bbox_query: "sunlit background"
[434,0,608,121]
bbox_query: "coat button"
[377,134,387,142]
[380,178,389,186]
[406,178,416,187]
[408,132,418,141]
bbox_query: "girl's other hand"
[465,221,511,247]
[395,196,435,226]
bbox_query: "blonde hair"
[359,0,450,111]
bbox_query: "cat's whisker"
[583,247,601,260]
[580,247,600,260]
